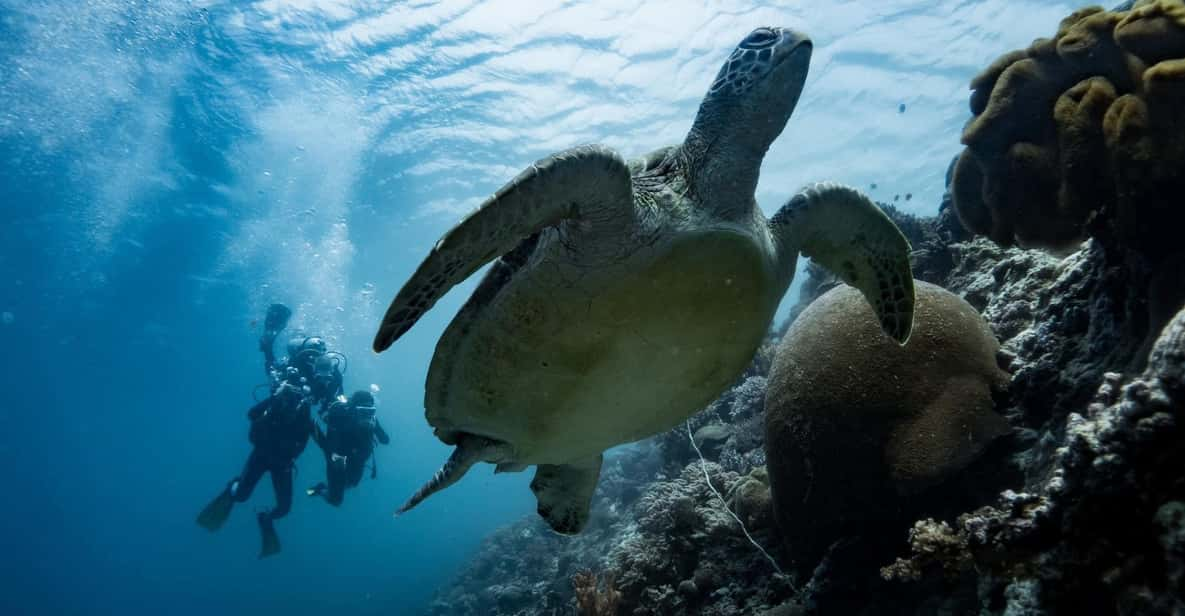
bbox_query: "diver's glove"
[276,381,302,399]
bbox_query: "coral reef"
[764,281,1012,568]
[420,12,1185,607]
[423,445,799,616]
[421,156,1185,614]
[572,570,621,616]
[952,1,1185,257]
[657,355,775,477]
[952,0,1185,387]
[886,305,1185,614]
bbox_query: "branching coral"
[952,0,1185,257]
[572,570,621,616]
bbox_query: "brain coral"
[952,0,1185,256]
[764,281,1011,567]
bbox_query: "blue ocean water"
[0,1,1071,614]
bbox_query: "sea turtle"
[374,26,915,534]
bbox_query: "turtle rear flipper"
[770,182,915,344]
[395,435,511,515]
[530,455,603,535]
[373,144,634,352]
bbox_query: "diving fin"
[263,303,292,335]
[257,512,281,559]
[196,487,234,533]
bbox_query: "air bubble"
[370,383,381,393]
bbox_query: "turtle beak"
[772,27,812,63]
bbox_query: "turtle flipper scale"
[770,182,915,344]
[373,144,634,352]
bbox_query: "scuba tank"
[311,353,346,401]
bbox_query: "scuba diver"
[195,372,314,558]
[259,304,345,412]
[306,390,390,507]
[195,303,348,558]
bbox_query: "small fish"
[249,319,258,330]
[898,103,906,113]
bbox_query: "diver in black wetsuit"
[194,367,314,558]
[195,303,341,558]
[306,390,390,507]
[196,371,314,558]
[259,305,344,415]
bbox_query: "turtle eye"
[741,28,778,48]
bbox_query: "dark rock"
[885,305,1185,614]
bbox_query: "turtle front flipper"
[770,182,915,344]
[373,144,634,352]
[530,455,603,535]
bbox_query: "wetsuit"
[231,388,314,521]
[311,405,389,506]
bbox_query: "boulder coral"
[952,0,1185,256]
[764,281,1011,567]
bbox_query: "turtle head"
[683,28,812,207]
[697,27,812,148]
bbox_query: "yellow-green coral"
[1144,58,1185,164]
[950,150,993,237]
[963,57,1065,153]
[952,1,1185,255]
[1115,0,1185,63]
[1054,77,1117,239]
[969,49,1029,116]
[1058,10,1147,92]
